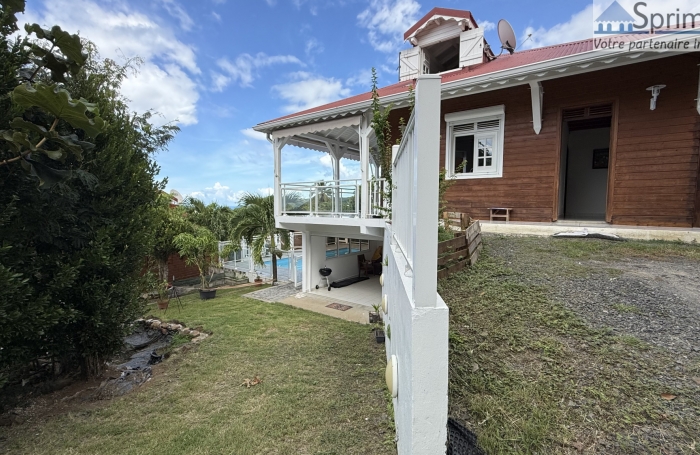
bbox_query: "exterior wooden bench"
[489,207,512,222]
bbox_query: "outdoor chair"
[358,254,373,277]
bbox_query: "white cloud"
[214,53,304,90]
[24,0,200,125]
[257,187,274,196]
[521,4,597,49]
[479,20,496,32]
[160,0,193,31]
[265,0,277,5]
[319,154,361,180]
[272,72,351,113]
[241,128,269,142]
[305,38,324,56]
[122,63,198,125]
[189,182,246,204]
[346,68,374,87]
[357,0,422,53]
[211,11,222,22]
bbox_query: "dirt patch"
[0,318,207,430]
[556,258,700,356]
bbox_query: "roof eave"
[255,34,698,134]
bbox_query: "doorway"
[558,105,613,221]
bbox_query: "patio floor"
[310,274,382,307]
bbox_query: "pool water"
[262,248,362,272]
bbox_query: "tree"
[151,193,193,283]
[173,226,220,290]
[0,0,106,186]
[0,1,178,378]
[182,197,238,241]
[232,194,290,283]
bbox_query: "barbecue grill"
[316,267,332,291]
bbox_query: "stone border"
[137,318,211,344]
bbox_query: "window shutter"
[459,28,484,68]
[453,123,475,133]
[476,119,500,130]
[563,104,613,120]
[399,47,421,81]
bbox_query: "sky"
[18,0,630,205]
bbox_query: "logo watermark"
[593,0,700,52]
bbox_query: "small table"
[489,207,512,222]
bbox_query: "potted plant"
[369,303,383,324]
[254,274,263,286]
[156,279,170,309]
[145,272,170,309]
[369,303,385,343]
[174,226,221,300]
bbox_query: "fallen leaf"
[479,292,486,296]
[692,377,700,386]
[660,393,677,401]
[241,376,263,388]
[572,442,584,452]
[471,363,479,372]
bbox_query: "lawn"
[441,235,700,454]
[0,286,396,455]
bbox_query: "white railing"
[369,178,389,217]
[391,110,416,269]
[220,233,302,284]
[281,179,360,217]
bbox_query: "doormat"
[326,303,353,311]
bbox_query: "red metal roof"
[257,35,649,128]
[403,7,478,40]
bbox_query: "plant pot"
[254,278,263,287]
[199,289,217,300]
[157,300,169,310]
[374,329,385,344]
[369,312,382,324]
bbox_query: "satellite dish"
[498,19,517,54]
[169,189,184,204]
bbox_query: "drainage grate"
[447,417,487,455]
[326,303,353,311]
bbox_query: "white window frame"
[445,105,505,179]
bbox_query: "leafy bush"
[0,1,177,377]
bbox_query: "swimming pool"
[262,248,362,272]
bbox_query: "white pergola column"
[300,231,311,291]
[272,137,289,217]
[530,81,544,135]
[359,114,372,219]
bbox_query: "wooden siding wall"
[438,54,700,227]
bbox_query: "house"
[252,8,700,453]
[253,7,700,299]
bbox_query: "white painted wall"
[383,75,448,455]
[383,225,449,455]
[304,235,384,290]
[564,128,610,220]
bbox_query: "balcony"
[280,178,388,218]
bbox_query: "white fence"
[382,75,449,455]
[220,233,302,287]
[391,113,416,269]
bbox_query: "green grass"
[0,287,396,455]
[440,235,700,454]
[612,303,641,314]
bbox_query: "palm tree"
[232,193,290,283]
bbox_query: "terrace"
[263,114,392,232]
